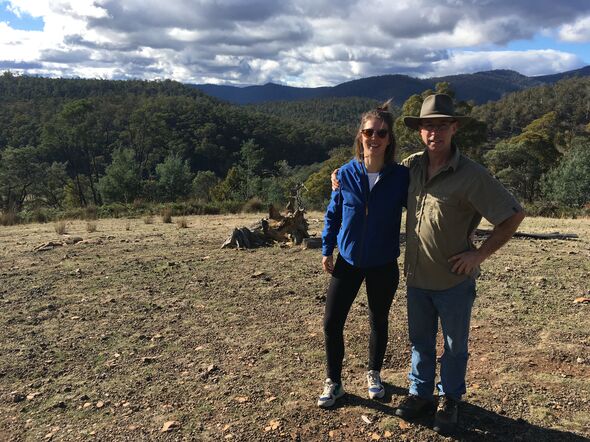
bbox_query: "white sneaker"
[317,378,345,408]
[367,370,385,399]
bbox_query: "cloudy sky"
[1,0,589,87]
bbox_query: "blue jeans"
[407,277,476,400]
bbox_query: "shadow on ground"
[333,384,588,441]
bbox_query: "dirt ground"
[0,212,589,442]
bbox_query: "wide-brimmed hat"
[403,94,471,130]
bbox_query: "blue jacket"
[322,159,409,268]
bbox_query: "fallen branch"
[474,229,578,240]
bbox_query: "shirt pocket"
[425,195,459,225]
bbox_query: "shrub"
[161,207,173,223]
[541,137,590,208]
[84,205,98,220]
[176,217,188,228]
[54,220,67,235]
[0,211,18,226]
[86,221,97,233]
[31,209,49,224]
[242,197,265,213]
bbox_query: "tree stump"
[221,205,310,249]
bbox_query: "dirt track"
[1,213,589,441]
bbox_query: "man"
[331,94,525,435]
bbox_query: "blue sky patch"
[0,5,44,31]
[506,34,590,64]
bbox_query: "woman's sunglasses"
[361,128,388,139]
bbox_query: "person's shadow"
[332,384,589,441]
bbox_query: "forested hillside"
[0,73,352,220]
[194,66,590,105]
[0,72,588,224]
[246,97,386,128]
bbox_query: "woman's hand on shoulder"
[322,255,334,274]
[331,168,340,191]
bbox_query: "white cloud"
[0,0,589,86]
[559,15,590,42]
[429,50,582,77]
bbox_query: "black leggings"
[323,255,399,384]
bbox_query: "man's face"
[419,118,458,154]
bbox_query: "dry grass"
[0,213,588,441]
[85,221,97,233]
[54,220,67,234]
[143,215,154,224]
[161,207,173,223]
[176,217,188,228]
[0,211,18,226]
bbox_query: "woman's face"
[361,117,389,162]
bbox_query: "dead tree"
[221,205,310,249]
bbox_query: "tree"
[0,146,44,211]
[98,148,141,204]
[192,170,219,201]
[304,146,352,209]
[239,138,264,198]
[155,154,193,201]
[541,137,590,207]
[394,94,424,158]
[486,112,561,202]
[210,167,246,202]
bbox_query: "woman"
[318,101,409,407]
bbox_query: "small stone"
[577,357,585,364]
[361,415,372,424]
[26,392,41,400]
[83,402,92,408]
[161,421,180,432]
[10,391,25,403]
[96,401,105,408]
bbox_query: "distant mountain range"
[192,66,590,106]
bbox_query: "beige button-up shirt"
[402,147,522,290]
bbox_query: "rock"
[10,391,25,403]
[577,357,585,364]
[161,420,180,432]
[96,401,105,408]
[26,392,41,400]
[64,236,83,245]
[264,419,280,432]
[361,415,372,424]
